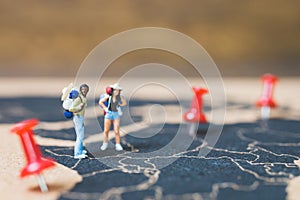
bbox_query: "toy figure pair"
[63,83,126,159]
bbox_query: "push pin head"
[193,87,208,96]
[11,118,39,135]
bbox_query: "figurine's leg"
[113,119,121,144]
[101,119,111,151]
[113,119,123,151]
[103,118,112,142]
[73,115,84,156]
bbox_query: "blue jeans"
[73,115,84,156]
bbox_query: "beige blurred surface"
[287,160,300,200]
[0,76,299,120]
[0,1,300,76]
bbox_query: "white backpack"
[61,83,80,118]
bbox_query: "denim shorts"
[105,111,120,120]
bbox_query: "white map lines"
[44,123,300,200]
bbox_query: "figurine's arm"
[69,97,84,113]
[119,96,127,107]
[99,95,109,112]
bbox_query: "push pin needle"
[37,173,48,192]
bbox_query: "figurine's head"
[109,83,122,96]
[80,84,89,97]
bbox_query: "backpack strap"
[78,95,83,103]
[107,95,112,111]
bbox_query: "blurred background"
[0,0,299,77]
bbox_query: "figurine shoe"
[101,142,108,151]
[74,154,87,159]
[115,144,123,151]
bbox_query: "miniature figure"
[69,84,89,159]
[99,83,127,151]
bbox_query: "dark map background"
[1,95,300,199]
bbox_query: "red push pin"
[183,87,208,135]
[256,74,278,120]
[10,119,56,192]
